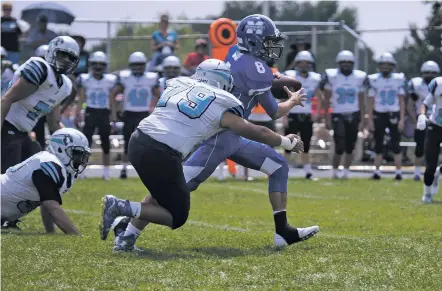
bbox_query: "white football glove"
[416,114,427,130]
[280,135,297,151]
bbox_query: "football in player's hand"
[271,76,302,100]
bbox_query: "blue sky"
[10,0,431,57]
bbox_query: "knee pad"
[268,158,289,193]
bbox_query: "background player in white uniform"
[284,51,322,179]
[416,76,442,203]
[76,51,117,180]
[1,46,17,96]
[110,52,160,179]
[1,128,90,234]
[98,59,315,252]
[158,55,182,93]
[321,50,367,179]
[407,61,440,181]
[1,36,79,174]
[366,52,406,180]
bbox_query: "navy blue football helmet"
[236,14,285,61]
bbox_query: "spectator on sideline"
[1,2,21,64]
[72,35,89,77]
[148,14,179,71]
[285,38,316,71]
[183,39,209,75]
[26,14,58,51]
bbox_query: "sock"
[395,169,402,176]
[129,201,141,218]
[375,169,381,176]
[122,163,127,170]
[304,164,312,174]
[273,210,288,233]
[414,166,421,176]
[103,166,110,177]
[343,168,349,177]
[124,222,141,237]
[332,169,339,176]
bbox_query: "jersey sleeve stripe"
[429,79,438,95]
[41,162,61,185]
[41,164,59,185]
[230,105,244,117]
[21,60,48,86]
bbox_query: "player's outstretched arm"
[1,77,38,128]
[273,87,307,119]
[41,200,81,235]
[221,111,304,153]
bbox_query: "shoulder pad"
[283,70,296,78]
[353,70,367,79]
[410,77,423,86]
[325,68,338,78]
[119,70,132,78]
[309,72,322,81]
[393,72,405,80]
[104,73,117,81]
[144,72,159,80]
[368,73,379,80]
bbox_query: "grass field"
[2,178,442,290]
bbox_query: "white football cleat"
[274,225,319,247]
[422,185,433,203]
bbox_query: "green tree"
[394,1,442,78]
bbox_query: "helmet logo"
[54,38,64,46]
[63,135,73,145]
[245,21,264,35]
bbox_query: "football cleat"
[372,173,381,180]
[120,169,127,180]
[99,195,131,240]
[274,225,319,247]
[113,233,140,253]
[413,174,421,181]
[394,174,402,181]
[1,220,22,231]
[111,216,131,239]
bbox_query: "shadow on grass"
[125,245,282,261]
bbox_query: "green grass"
[2,178,442,290]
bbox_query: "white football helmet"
[35,45,49,58]
[162,55,181,79]
[295,50,315,64]
[128,52,147,64]
[89,51,108,64]
[128,52,147,75]
[45,36,80,75]
[0,46,7,59]
[421,61,440,73]
[47,128,91,175]
[192,59,234,92]
[335,50,355,63]
[378,52,396,65]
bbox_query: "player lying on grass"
[98,59,317,251]
[1,128,91,234]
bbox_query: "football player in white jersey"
[76,51,117,180]
[284,51,322,179]
[416,76,442,202]
[1,128,90,234]
[158,55,182,92]
[366,52,406,180]
[98,59,311,251]
[1,36,79,174]
[110,52,161,179]
[407,61,440,181]
[320,50,367,179]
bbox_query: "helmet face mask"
[379,62,395,76]
[90,62,106,74]
[296,60,312,74]
[164,66,181,79]
[53,50,79,75]
[261,36,284,61]
[422,71,438,83]
[130,63,145,75]
[339,61,354,74]
[66,146,90,175]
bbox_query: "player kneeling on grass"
[98,59,317,252]
[1,128,91,234]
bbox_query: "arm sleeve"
[256,90,278,117]
[424,79,438,107]
[32,169,62,204]
[21,59,48,86]
[398,78,406,95]
[407,80,419,101]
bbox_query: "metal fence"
[56,18,370,72]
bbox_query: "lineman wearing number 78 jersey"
[99,59,312,251]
